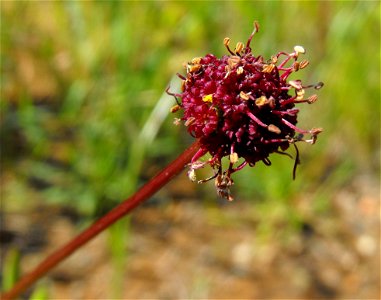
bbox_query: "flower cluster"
[168,22,322,200]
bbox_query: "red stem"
[1,140,200,300]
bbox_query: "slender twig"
[1,140,200,300]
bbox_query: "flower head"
[168,22,322,201]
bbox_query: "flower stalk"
[1,140,200,300]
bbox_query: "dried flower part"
[167,21,323,200]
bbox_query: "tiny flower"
[167,21,322,200]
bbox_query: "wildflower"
[167,21,322,200]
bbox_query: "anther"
[185,117,195,126]
[236,66,244,74]
[191,57,202,64]
[187,64,202,74]
[240,91,250,101]
[299,60,309,69]
[307,94,318,104]
[271,55,278,64]
[255,95,268,107]
[170,104,180,113]
[188,169,196,182]
[314,82,324,90]
[296,89,305,100]
[268,124,281,134]
[202,94,213,103]
[292,61,300,71]
[228,56,240,69]
[229,152,239,164]
[262,64,275,73]
[288,80,302,90]
[224,37,235,55]
[235,42,244,54]
[245,21,260,52]
[311,127,323,135]
[294,45,306,54]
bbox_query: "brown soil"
[1,174,380,299]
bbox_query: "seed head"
[167,21,323,200]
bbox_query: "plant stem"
[1,140,200,300]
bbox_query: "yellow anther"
[268,124,281,134]
[299,60,309,69]
[262,63,275,73]
[236,66,244,75]
[271,55,278,64]
[307,94,318,104]
[239,91,250,101]
[255,95,268,106]
[229,152,239,164]
[170,104,180,113]
[235,42,244,54]
[288,80,302,90]
[184,117,195,126]
[191,57,202,64]
[187,64,202,73]
[228,56,240,69]
[296,89,305,100]
[202,94,213,103]
[292,61,300,71]
[223,37,231,46]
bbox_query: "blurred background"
[1,1,379,299]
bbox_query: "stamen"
[232,161,247,173]
[197,172,218,184]
[165,86,182,106]
[288,80,303,90]
[255,95,268,107]
[173,118,181,126]
[262,63,276,73]
[314,82,324,90]
[202,94,213,103]
[240,91,250,101]
[296,89,305,100]
[307,94,318,104]
[245,21,260,52]
[247,112,268,127]
[280,96,297,106]
[185,117,195,127]
[191,148,208,164]
[299,60,309,69]
[176,73,186,80]
[235,42,244,55]
[236,66,244,74]
[229,152,239,164]
[170,105,180,113]
[281,118,310,134]
[268,124,281,134]
[224,37,235,55]
[188,169,196,182]
[292,144,300,180]
[294,45,306,55]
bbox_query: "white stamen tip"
[294,45,305,54]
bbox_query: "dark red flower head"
[168,22,322,201]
